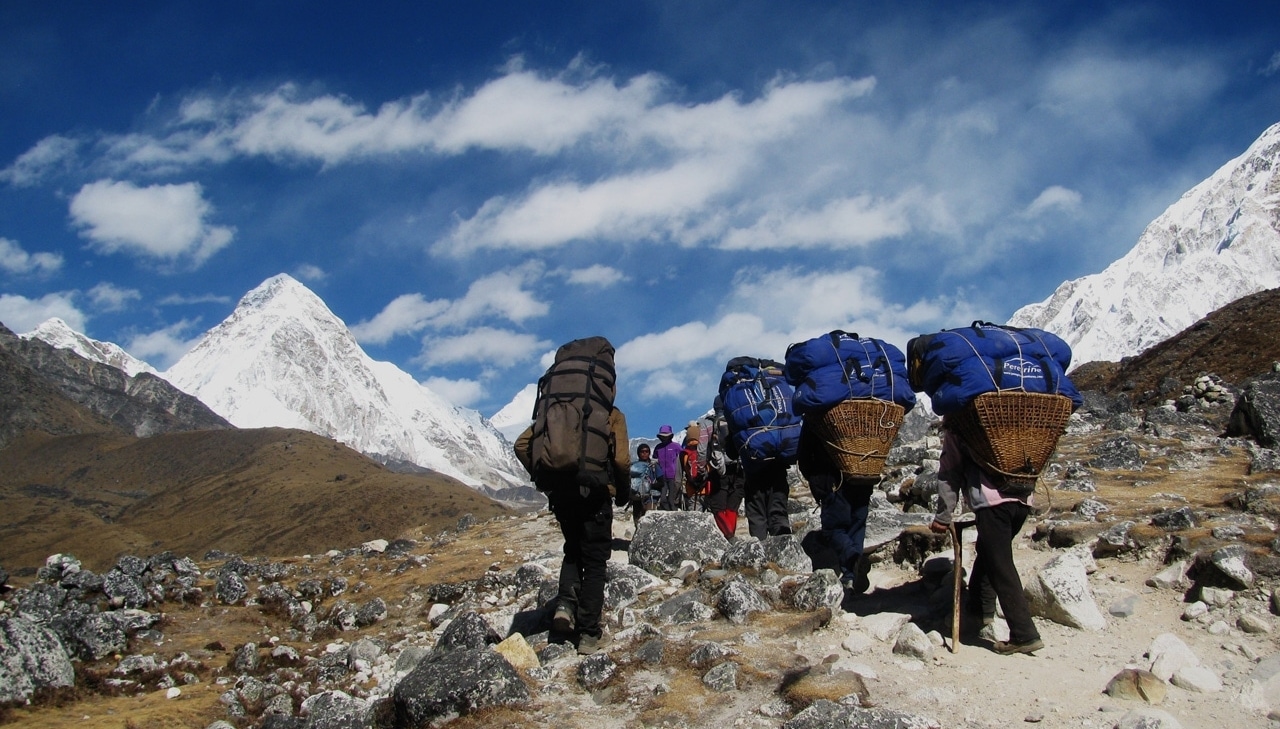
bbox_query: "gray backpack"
[529,337,617,488]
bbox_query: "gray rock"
[102,569,150,609]
[1074,499,1110,520]
[702,661,739,692]
[348,637,385,667]
[216,571,248,605]
[1211,525,1246,540]
[1104,668,1166,704]
[0,616,76,704]
[1112,708,1183,729]
[52,609,159,661]
[1239,613,1273,634]
[394,646,430,674]
[646,589,712,625]
[722,538,767,570]
[233,642,260,673]
[891,622,933,661]
[789,569,844,613]
[392,648,529,723]
[715,576,770,624]
[1247,443,1280,474]
[434,610,500,654]
[1150,507,1196,530]
[1170,664,1222,693]
[602,562,662,611]
[861,612,912,642]
[1145,561,1189,590]
[763,534,813,573]
[1025,551,1106,630]
[629,511,729,577]
[1206,544,1255,589]
[782,700,939,729]
[576,652,617,689]
[688,641,736,668]
[633,637,664,664]
[1091,436,1143,470]
[1109,595,1140,618]
[299,689,370,729]
[1147,633,1198,682]
[1226,378,1280,448]
[353,598,386,628]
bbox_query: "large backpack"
[718,357,802,472]
[529,336,617,489]
[783,331,916,416]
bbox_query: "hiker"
[797,416,872,593]
[629,443,658,523]
[741,460,792,538]
[704,398,744,539]
[679,431,707,511]
[929,427,1043,655]
[514,336,631,655]
[653,424,683,510]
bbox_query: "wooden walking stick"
[949,518,975,653]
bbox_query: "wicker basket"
[945,392,1073,489]
[816,399,905,479]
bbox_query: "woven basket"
[816,399,905,479]
[945,392,1073,488]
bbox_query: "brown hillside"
[0,337,122,449]
[0,427,511,572]
[1074,286,1280,401]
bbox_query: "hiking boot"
[552,605,575,634]
[577,632,611,655]
[992,637,1044,655]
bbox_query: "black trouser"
[548,486,613,638]
[970,501,1039,644]
[744,461,792,539]
[657,476,680,511]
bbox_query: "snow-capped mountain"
[489,383,536,443]
[163,274,530,496]
[1009,121,1280,366]
[21,318,158,377]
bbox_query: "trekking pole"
[949,518,975,654]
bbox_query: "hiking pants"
[657,476,680,511]
[706,464,746,539]
[548,486,613,639]
[970,500,1039,644]
[744,461,792,539]
[819,480,873,583]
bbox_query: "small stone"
[1181,602,1208,621]
[166,687,181,699]
[1238,613,1272,634]
[1206,620,1231,636]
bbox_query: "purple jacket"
[654,439,682,479]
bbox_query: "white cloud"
[293,263,328,282]
[1025,186,1082,217]
[0,135,79,187]
[418,328,551,368]
[0,237,63,275]
[69,180,235,266]
[0,292,85,333]
[565,265,625,287]
[1263,50,1280,76]
[718,195,913,250]
[128,320,201,370]
[352,266,549,344]
[88,282,141,311]
[158,292,233,306]
[423,376,484,407]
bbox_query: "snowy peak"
[489,383,536,443]
[165,274,529,495]
[21,318,157,377]
[1009,121,1280,365]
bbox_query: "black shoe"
[993,637,1043,655]
[552,605,575,633]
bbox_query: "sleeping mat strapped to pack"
[783,331,916,416]
[906,321,1083,416]
[719,356,801,472]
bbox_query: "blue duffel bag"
[783,331,916,416]
[719,356,802,472]
[906,322,1082,416]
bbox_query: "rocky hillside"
[0,322,232,439]
[0,326,122,449]
[1069,287,1280,405]
[0,427,512,573]
[4,374,1280,728]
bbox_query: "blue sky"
[1,1,1278,439]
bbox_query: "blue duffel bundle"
[783,331,916,416]
[906,321,1083,416]
[719,356,802,472]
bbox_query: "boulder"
[434,610,501,654]
[1225,378,1280,448]
[1146,633,1199,682]
[701,661,739,692]
[1025,551,1107,630]
[763,535,813,573]
[392,648,529,724]
[1091,436,1143,470]
[782,700,939,729]
[714,576,771,624]
[0,616,76,704]
[629,511,729,577]
[1104,668,1166,704]
[299,690,371,729]
[789,569,844,613]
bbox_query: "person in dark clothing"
[515,407,630,656]
[742,460,792,538]
[704,408,745,538]
[797,418,873,593]
[930,427,1042,655]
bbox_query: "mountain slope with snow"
[21,318,158,377]
[1009,121,1280,366]
[163,274,529,496]
[489,383,536,443]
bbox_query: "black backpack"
[529,337,617,489]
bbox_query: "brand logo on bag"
[1002,357,1044,379]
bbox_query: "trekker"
[679,432,707,511]
[704,398,744,539]
[629,443,658,523]
[653,424,682,510]
[742,460,792,538]
[514,336,631,655]
[929,427,1043,655]
[798,417,873,593]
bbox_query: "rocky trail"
[5,376,1280,729]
